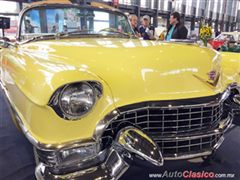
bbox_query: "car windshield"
[20,6,134,41]
[216,34,234,41]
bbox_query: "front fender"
[221,52,240,85]
[1,48,116,147]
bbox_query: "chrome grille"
[102,97,224,158]
[104,103,223,136]
[153,134,221,158]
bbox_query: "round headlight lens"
[59,83,96,119]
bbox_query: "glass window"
[21,10,40,35]
[93,11,110,31]
[216,34,234,41]
[94,11,109,21]
[20,7,133,40]
[119,0,132,5]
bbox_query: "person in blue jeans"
[139,15,155,40]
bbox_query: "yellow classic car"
[0,1,240,179]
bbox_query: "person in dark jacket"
[166,12,188,41]
[139,15,155,40]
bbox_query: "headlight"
[60,83,95,118]
[49,81,102,120]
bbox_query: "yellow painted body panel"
[221,52,240,84]
[0,38,236,146]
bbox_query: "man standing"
[129,14,140,37]
[25,19,34,33]
[166,12,188,41]
[139,15,155,40]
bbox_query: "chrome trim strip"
[151,115,231,141]
[93,109,120,141]
[169,39,196,44]
[213,136,225,149]
[165,135,225,161]
[118,95,224,112]
[164,151,212,160]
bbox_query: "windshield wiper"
[64,29,94,35]
[22,31,90,43]
[23,34,60,43]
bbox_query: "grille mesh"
[102,101,224,158]
[153,134,221,157]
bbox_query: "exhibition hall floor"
[0,88,240,180]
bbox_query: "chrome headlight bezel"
[48,81,103,120]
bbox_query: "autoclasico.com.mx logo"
[149,170,236,179]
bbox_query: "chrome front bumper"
[36,148,129,180]
[35,115,232,180]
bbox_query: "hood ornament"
[207,70,220,86]
[193,70,220,88]
[208,70,217,81]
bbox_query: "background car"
[209,31,240,50]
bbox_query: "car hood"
[20,38,224,107]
